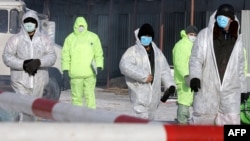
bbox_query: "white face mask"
[24,22,36,32]
[79,27,84,32]
[188,35,196,42]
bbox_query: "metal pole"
[159,0,164,51]
[132,0,137,33]
[106,0,112,88]
[190,0,194,25]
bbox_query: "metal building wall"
[23,0,250,86]
[163,12,186,66]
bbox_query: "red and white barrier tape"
[0,123,223,141]
[0,91,224,140]
[0,91,153,123]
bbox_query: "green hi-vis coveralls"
[62,17,104,109]
[172,30,194,124]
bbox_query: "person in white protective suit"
[189,4,247,125]
[119,23,176,120]
[2,10,56,121]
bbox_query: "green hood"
[73,17,88,35]
[180,29,188,39]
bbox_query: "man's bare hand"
[146,74,153,83]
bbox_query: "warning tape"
[0,91,152,123]
[0,91,224,140]
[0,123,223,141]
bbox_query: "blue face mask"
[216,15,230,28]
[24,22,36,32]
[140,36,152,46]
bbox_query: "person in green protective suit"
[241,94,250,124]
[62,16,104,109]
[240,50,249,124]
[172,25,198,124]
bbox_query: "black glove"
[23,59,33,71]
[169,86,176,94]
[29,59,40,75]
[241,93,249,104]
[23,59,40,75]
[190,78,201,92]
[161,86,176,103]
[62,70,70,90]
[97,67,102,74]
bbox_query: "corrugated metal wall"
[23,0,250,86]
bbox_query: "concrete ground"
[59,87,178,123]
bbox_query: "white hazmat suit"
[189,11,247,125]
[119,29,176,120]
[2,10,56,98]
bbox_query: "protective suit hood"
[134,28,140,42]
[21,10,40,34]
[208,10,240,33]
[134,28,144,48]
[134,28,155,48]
[73,17,88,35]
[180,29,188,39]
